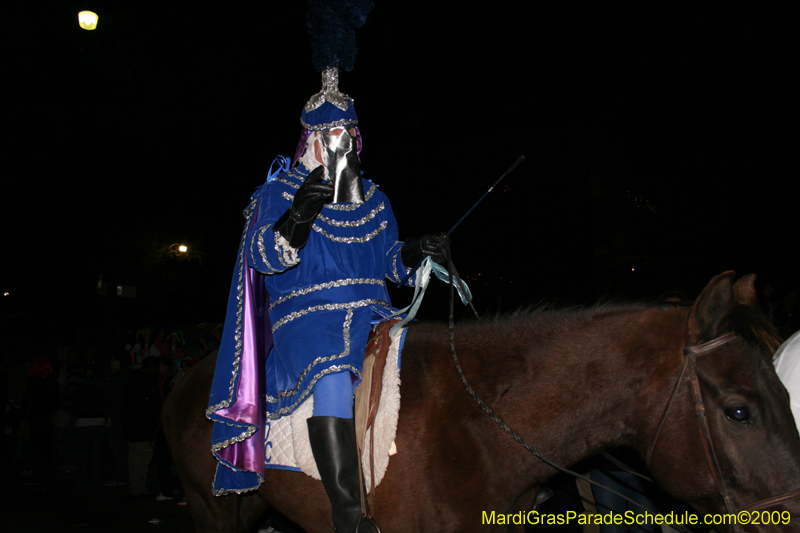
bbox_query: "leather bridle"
[646,321,800,532]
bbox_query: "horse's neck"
[481,306,685,474]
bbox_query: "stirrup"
[356,517,381,533]
[533,487,553,509]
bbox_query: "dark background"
[3,2,796,333]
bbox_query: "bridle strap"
[743,488,800,513]
[684,332,738,357]
[645,332,738,465]
[647,330,744,529]
[645,356,690,465]
[686,351,741,526]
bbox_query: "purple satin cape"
[206,159,286,495]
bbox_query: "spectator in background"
[131,326,161,368]
[23,355,60,483]
[121,356,161,499]
[53,348,84,474]
[72,364,108,494]
[158,330,186,361]
[105,351,132,487]
[4,352,31,476]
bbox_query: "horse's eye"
[726,406,751,423]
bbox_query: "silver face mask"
[319,127,364,204]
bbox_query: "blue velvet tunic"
[207,158,414,494]
[248,163,411,420]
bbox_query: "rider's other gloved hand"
[400,233,450,268]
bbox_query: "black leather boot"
[307,416,364,533]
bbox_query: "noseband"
[646,321,800,531]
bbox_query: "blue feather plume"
[307,0,374,72]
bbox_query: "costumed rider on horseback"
[278,71,447,533]
[206,65,448,533]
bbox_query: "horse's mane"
[727,303,782,355]
[442,301,657,347]
[485,300,654,328]
[446,300,781,356]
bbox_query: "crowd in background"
[0,320,221,505]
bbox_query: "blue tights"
[312,371,354,419]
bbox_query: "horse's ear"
[689,271,736,342]
[733,274,757,307]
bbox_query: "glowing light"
[168,243,189,255]
[78,11,98,31]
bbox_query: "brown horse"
[164,272,800,532]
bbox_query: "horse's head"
[646,272,800,532]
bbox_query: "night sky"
[3,3,796,332]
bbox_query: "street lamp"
[78,11,98,31]
[169,243,188,255]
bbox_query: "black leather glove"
[400,233,450,268]
[274,166,333,249]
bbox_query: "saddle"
[264,320,403,493]
[354,319,400,497]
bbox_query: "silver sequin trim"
[300,117,359,131]
[322,184,377,211]
[280,183,377,211]
[304,68,352,113]
[274,176,301,189]
[266,309,362,418]
[269,278,384,311]
[268,309,353,401]
[210,420,258,453]
[242,198,256,219]
[287,168,307,181]
[274,232,299,268]
[206,201,253,416]
[254,225,279,273]
[211,460,264,496]
[267,364,360,420]
[391,246,403,284]
[316,202,384,227]
[312,221,388,243]
[271,299,388,333]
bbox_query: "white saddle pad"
[265,327,405,489]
